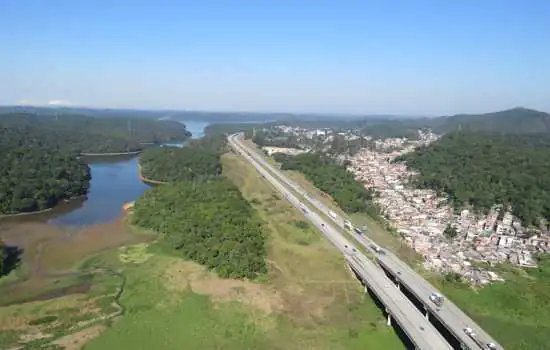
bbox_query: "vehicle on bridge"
[299,203,308,214]
[429,292,445,307]
[328,210,337,220]
[344,220,352,230]
[353,227,363,235]
[369,244,385,254]
[465,327,498,350]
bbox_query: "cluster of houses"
[348,130,549,284]
[256,124,549,285]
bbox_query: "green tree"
[443,225,458,239]
[132,179,267,279]
[395,131,550,227]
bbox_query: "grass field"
[84,152,404,350]
[0,219,154,349]
[1,149,405,349]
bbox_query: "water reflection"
[4,119,272,227]
[49,155,150,226]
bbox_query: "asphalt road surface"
[230,133,503,350]
[228,134,453,350]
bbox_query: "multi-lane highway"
[228,133,453,350]
[230,133,503,350]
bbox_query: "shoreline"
[0,195,87,220]
[0,207,54,219]
[136,160,168,185]
[80,150,142,157]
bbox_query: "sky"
[1,0,549,116]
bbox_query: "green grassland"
[86,152,403,349]
[1,150,404,350]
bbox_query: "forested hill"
[360,108,550,138]
[437,107,550,134]
[395,131,550,226]
[0,126,91,215]
[0,112,191,214]
[0,112,191,152]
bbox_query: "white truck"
[429,292,445,307]
[328,211,337,220]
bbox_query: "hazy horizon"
[1,1,548,115]
[2,103,548,120]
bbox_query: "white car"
[464,327,476,338]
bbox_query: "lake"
[12,119,265,226]
[47,120,212,226]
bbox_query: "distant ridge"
[438,107,550,134]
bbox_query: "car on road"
[344,245,349,249]
[463,327,475,337]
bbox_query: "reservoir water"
[18,119,263,226]
[48,120,212,226]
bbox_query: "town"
[255,124,550,285]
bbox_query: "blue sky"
[1,0,548,115]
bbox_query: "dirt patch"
[52,324,106,350]
[163,260,285,315]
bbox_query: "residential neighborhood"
[348,130,549,284]
[257,124,550,285]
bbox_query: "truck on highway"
[328,211,337,220]
[429,292,445,307]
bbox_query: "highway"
[228,133,453,350]
[230,133,503,350]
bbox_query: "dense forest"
[0,112,191,153]
[139,136,226,182]
[395,132,550,226]
[0,111,191,214]
[0,126,91,215]
[273,153,374,214]
[133,135,267,278]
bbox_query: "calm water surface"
[41,119,268,226]
[45,120,211,226]
[49,156,151,226]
